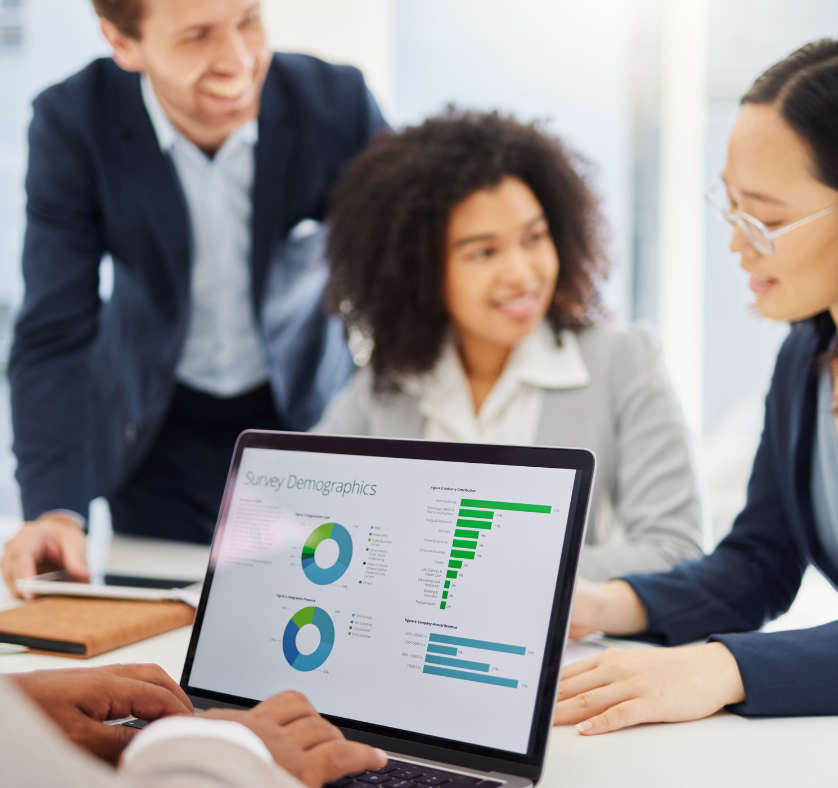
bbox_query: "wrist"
[707,642,746,706]
[34,511,85,530]
[599,580,649,635]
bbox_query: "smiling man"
[2,0,385,595]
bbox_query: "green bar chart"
[441,497,552,609]
[460,499,552,514]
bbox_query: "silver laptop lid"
[182,431,595,784]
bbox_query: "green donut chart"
[282,606,335,672]
[301,522,353,585]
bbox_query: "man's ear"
[100,18,145,73]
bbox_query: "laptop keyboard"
[327,759,503,788]
[118,722,503,788]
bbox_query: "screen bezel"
[181,430,595,781]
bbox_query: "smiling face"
[101,0,270,153]
[723,103,838,323]
[443,176,560,356]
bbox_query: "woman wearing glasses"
[556,39,838,733]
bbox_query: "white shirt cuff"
[42,509,86,529]
[122,716,274,766]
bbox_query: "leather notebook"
[0,597,195,658]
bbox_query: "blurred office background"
[1,0,837,548]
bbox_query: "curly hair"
[327,108,611,391]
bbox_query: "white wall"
[262,0,395,116]
[393,0,635,320]
[0,0,109,309]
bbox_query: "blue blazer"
[625,314,838,717]
[9,55,385,521]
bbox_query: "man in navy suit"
[1,0,385,595]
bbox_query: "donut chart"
[301,522,353,585]
[282,606,335,671]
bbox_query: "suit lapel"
[251,56,297,310]
[110,68,191,308]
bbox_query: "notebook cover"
[0,597,195,658]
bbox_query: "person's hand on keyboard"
[201,691,387,788]
[11,663,194,762]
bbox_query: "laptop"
[180,430,595,787]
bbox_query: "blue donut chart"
[301,522,353,585]
[282,606,335,672]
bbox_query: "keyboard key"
[374,764,400,775]
[120,719,148,730]
[325,779,354,787]
[386,781,418,788]
[446,779,481,785]
[415,776,450,785]
[391,769,424,780]
[477,782,504,787]
[359,775,392,784]
[345,774,368,779]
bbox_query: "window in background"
[0,0,23,54]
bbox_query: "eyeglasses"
[704,182,838,256]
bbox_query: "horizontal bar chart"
[460,499,551,514]
[453,539,478,549]
[429,633,526,655]
[456,519,491,530]
[448,559,462,568]
[425,654,490,672]
[450,549,475,560]
[427,644,458,656]
[455,529,480,539]
[458,509,494,519]
[423,665,518,688]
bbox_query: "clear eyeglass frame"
[704,182,838,256]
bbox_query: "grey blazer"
[0,677,299,788]
[314,323,705,580]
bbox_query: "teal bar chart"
[421,632,526,689]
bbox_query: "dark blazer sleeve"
[623,401,807,646]
[8,93,103,520]
[621,324,838,717]
[625,334,811,646]
[709,622,838,716]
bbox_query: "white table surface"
[1,517,836,787]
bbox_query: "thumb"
[60,533,90,581]
[308,740,388,786]
[76,717,139,765]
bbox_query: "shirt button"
[125,422,138,446]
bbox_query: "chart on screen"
[189,448,576,754]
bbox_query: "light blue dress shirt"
[141,76,269,398]
[810,364,838,569]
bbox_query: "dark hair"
[90,0,144,39]
[742,38,838,191]
[327,109,610,390]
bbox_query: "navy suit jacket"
[9,55,385,521]
[625,314,838,717]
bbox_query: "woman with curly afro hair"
[314,109,704,581]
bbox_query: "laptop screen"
[183,434,591,760]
